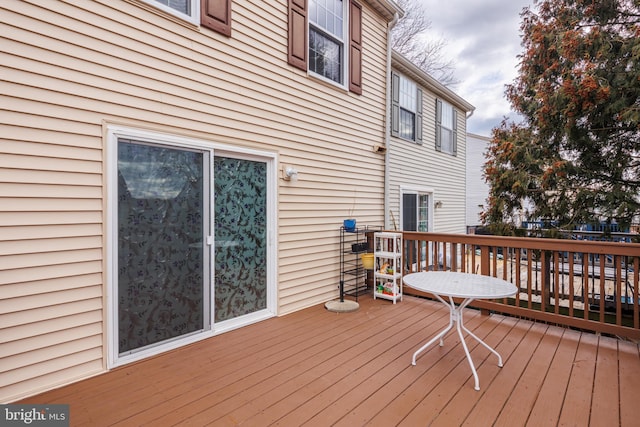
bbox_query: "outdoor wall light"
[435,200,444,208]
[283,166,299,182]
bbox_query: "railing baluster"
[568,252,575,318]
[616,256,622,326]
[553,251,560,314]
[583,253,590,321]
[599,258,606,323]
[527,250,533,310]
[634,257,639,330]
[398,231,640,339]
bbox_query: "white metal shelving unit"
[373,232,403,303]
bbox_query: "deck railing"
[400,231,640,340]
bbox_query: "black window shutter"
[435,99,442,151]
[391,72,400,137]
[201,0,232,37]
[349,0,363,94]
[288,0,307,71]
[416,88,423,144]
[452,109,458,156]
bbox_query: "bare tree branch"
[391,0,458,86]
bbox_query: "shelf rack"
[373,232,403,303]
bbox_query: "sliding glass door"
[110,128,275,365]
[117,140,209,355]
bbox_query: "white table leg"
[412,296,505,391]
[411,294,454,365]
[455,298,480,390]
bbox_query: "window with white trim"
[391,72,423,143]
[436,99,457,155]
[142,0,197,22]
[288,0,362,94]
[139,0,232,36]
[308,0,347,85]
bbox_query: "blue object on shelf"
[343,218,356,232]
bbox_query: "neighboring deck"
[21,295,640,426]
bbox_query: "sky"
[418,0,536,136]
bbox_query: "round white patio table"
[403,271,517,391]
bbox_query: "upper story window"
[391,72,423,143]
[309,0,346,85]
[141,0,231,36]
[288,0,363,94]
[436,99,457,155]
[143,0,197,23]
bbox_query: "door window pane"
[214,157,267,322]
[117,140,205,354]
[402,194,417,232]
[418,194,429,232]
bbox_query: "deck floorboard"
[20,294,639,426]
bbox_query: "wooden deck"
[21,295,640,426]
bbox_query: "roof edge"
[363,0,404,21]
[391,51,475,113]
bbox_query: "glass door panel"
[117,140,207,354]
[418,194,430,232]
[214,156,267,322]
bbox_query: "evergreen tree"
[483,0,640,234]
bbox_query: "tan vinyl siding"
[1,0,391,401]
[388,86,468,234]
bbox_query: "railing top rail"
[399,231,640,256]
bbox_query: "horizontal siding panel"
[1,140,101,161]
[4,74,385,157]
[278,253,339,275]
[0,347,103,391]
[0,212,101,227]
[279,289,337,315]
[1,299,102,330]
[0,198,102,212]
[0,124,102,149]
[0,310,102,344]
[278,247,338,269]
[0,248,102,271]
[279,282,339,304]
[2,360,103,404]
[3,2,386,129]
[0,182,101,199]
[279,273,337,295]
[0,287,104,317]
[1,111,100,137]
[0,261,102,286]
[0,224,102,241]
[0,169,101,187]
[1,273,102,299]
[0,323,102,358]
[2,28,381,141]
[0,238,102,262]
[0,152,101,175]
[0,335,102,374]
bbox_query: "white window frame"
[106,125,278,368]
[439,100,455,154]
[140,0,200,25]
[398,75,418,141]
[308,0,349,88]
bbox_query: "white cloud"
[417,0,534,136]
